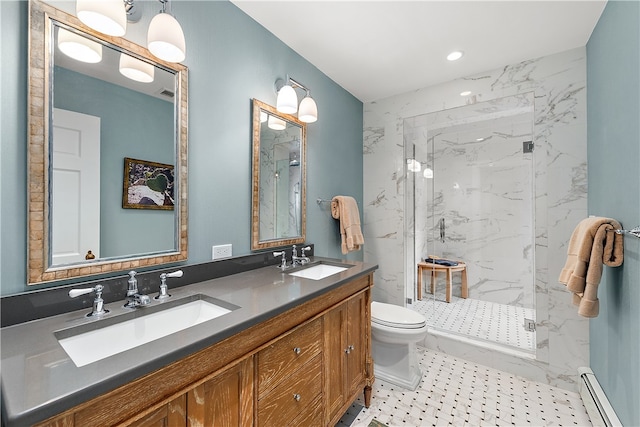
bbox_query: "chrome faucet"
[292,245,311,266]
[155,269,183,300]
[273,251,288,271]
[69,284,109,317]
[124,270,150,308]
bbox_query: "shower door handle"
[439,218,445,243]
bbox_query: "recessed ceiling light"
[447,50,464,61]
[460,90,472,96]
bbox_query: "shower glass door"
[405,93,536,353]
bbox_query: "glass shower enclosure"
[404,93,536,353]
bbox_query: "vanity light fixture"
[57,27,103,63]
[75,0,186,63]
[447,50,464,61]
[119,53,154,83]
[406,158,421,173]
[268,115,287,130]
[460,90,472,96]
[275,76,318,123]
[76,0,127,37]
[147,0,186,63]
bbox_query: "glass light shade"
[298,96,318,123]
[260,111,268,123]
[147,12,186,63]
[57,28,102,63]
[268,115,286,130]
[406,159,421,173]
[276,84,298,114]
[76,0,126,37]
[119,53,154,83]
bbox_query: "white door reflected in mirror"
[52,108,101,265]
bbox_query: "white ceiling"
[231,0,607,102]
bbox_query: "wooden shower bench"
[417,261,468,303]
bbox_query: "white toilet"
[371,301,428,390]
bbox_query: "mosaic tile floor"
[337,347,592,427]
[410,294,536,351]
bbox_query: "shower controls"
[523,140,534,153]
[439,217,446,243]
[524,318,536,332]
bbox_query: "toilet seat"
[371,301,426,329]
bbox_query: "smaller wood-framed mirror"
[251,99,306,250]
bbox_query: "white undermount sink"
[288,263,349,280]
[56,295,238,367]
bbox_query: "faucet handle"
[69,286,99,298]
[69,284,109,317]
[273,251,288,270]
[165,270,183,279]
[300,246,311,257]
[156,270,183,300]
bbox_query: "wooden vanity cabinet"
[33,274,373,427]
[324,290,370,425]
[127,395,187,427]
[186,357,254,427]
[256,318,323,426]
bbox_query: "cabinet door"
[187,356,254,427]
[128,395,187,427]
[323,301,347,423]
[346,291,366,397]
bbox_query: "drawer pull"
[344,347,350,354]
[293,393,301,401]
[293,347,301,355]
[348,345,355,351]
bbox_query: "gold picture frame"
[122,157,175,210]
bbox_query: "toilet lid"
[371,301,426,329]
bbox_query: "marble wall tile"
[363,47,589,391]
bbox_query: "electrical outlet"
[212,244,232,260]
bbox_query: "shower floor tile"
[410,293,536,351]
[338,346,591,427]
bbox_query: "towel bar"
[614,226,640,238]
[316,198,332,205]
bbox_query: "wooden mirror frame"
[251,99,306,250]
[27,0,189,285]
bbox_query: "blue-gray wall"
[0,0,363,295]
[54,67,175,257]
[587,1,640,425]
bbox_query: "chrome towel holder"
[614,226,640,238]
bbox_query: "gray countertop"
[1,257,377,426]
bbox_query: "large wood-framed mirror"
[251,99,306,250]
[27,0,188,285]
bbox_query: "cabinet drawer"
[257,354,322,427]
[290,394,323,427]
[257,317,322,395]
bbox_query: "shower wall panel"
[363,47,588,391]
[409,97,535,309]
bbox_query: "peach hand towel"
[558,217,624,318]
[331,196,365,254]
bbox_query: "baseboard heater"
[578,367,622,427]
